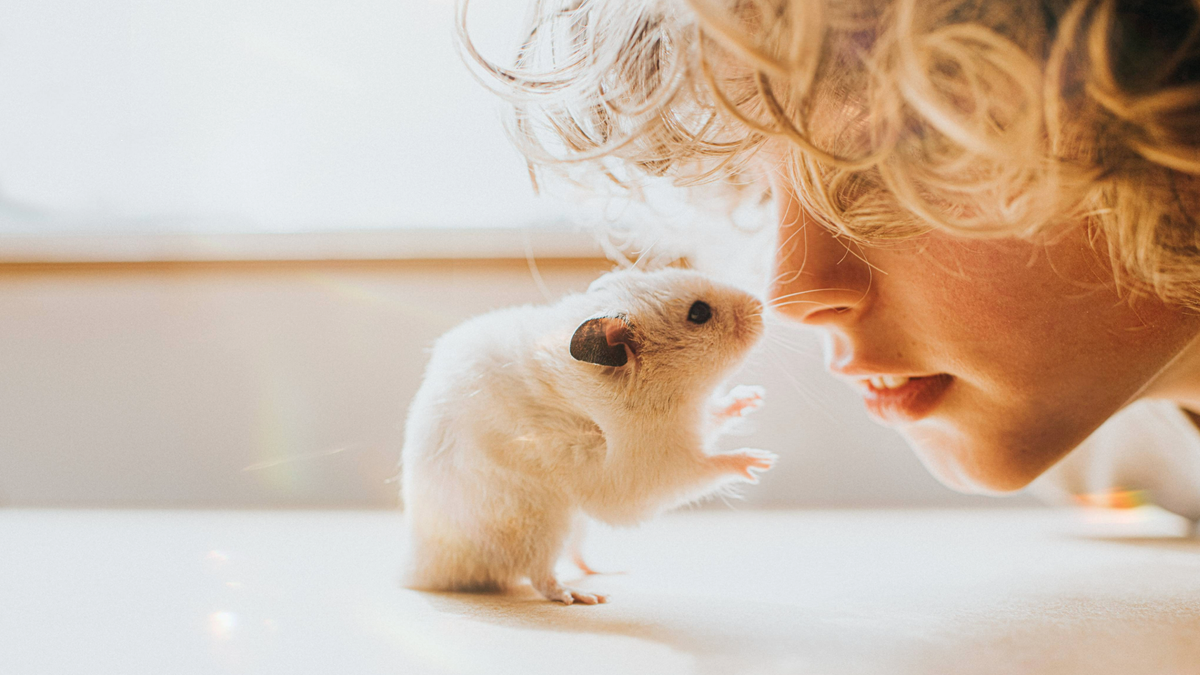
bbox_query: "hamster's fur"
[400,268,775,604]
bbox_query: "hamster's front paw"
[713,385,766,420]
[712,448,777,483]
[532,576,608,606]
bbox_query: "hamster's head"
[571,268,764,394]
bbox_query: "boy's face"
[769,177,1200,492]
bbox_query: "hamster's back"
[399,300,582,590]
[404,303,543,457]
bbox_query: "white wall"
[0,258,1034,508]
[0,0,563,234]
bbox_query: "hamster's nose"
[769,188,870,325]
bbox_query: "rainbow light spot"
[1073,488,1149,510]
[208,611,237,640]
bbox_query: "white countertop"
[3,508,1198,675]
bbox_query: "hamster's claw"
[713,448,778,483]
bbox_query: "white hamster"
[400,267,776,604]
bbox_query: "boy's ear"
[570,316,634,367]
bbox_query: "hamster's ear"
[570,316,635,367]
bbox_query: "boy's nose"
[768,188,871,325]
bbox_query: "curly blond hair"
[459,0,1200,306]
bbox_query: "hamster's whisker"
[768,293,835,306]
[765,287,861,305]
[767,291,870,314]
[762,313,813,330]
[767,298,828,309]
[766,270,806,292]
[766,266,804,288]
[759,345,842,423]
[766,299,843,311]
[760,321,817,350]
[762,333,818,357]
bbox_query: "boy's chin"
[901,426,1070,496]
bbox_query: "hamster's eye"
[687,301,712,325]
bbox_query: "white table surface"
[2,508,1198,675]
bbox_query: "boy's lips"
[839,372,955,424]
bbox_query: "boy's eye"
[687,301,712,324]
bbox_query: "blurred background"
[0,0,1032,509]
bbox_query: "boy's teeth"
[868,375,911,389]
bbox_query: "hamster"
[400,267,776,604]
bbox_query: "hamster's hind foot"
[531,575,609,605]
